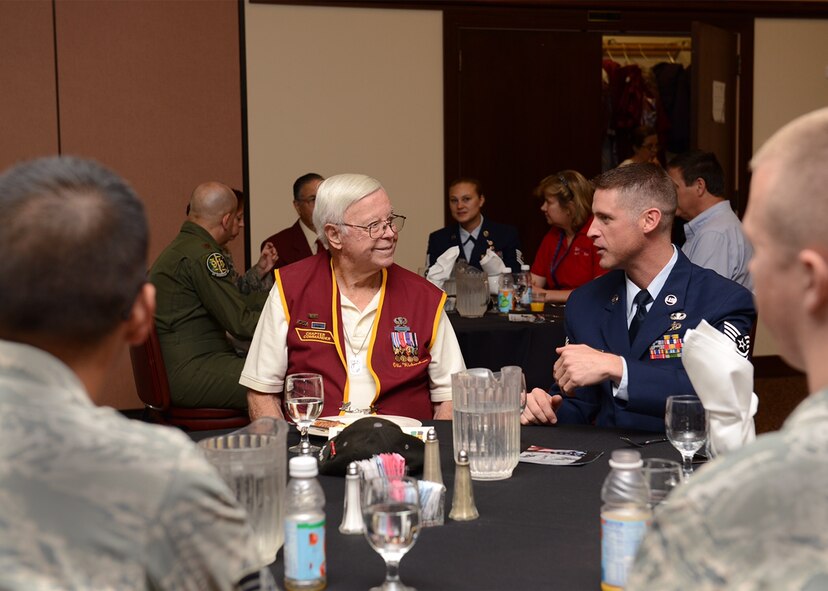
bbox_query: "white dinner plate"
[308,415,423,438]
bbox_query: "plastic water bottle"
[284,456,327,591]
[516,264,532,310]
[600,450,652,591]
[497,272,514,313]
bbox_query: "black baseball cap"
[318,417,425,476]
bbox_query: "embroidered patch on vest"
[649,334,683,359]
[295,327,335,345]
[206,252,229,277]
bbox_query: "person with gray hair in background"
[667,149,753,290]
[242,173,465,421]
[0,156,275,590]
[628,107,828,590]
[261,172,325,271]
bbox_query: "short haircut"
[313,173,383,248]
[448,177,484,197]
[667,150,726,197]
[293,173,324,201]
[631,125,657,149]
[0,156,148,344]
[751,107,828,251]
[592,163,676,233]
[534,170,594,231]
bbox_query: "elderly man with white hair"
[242,173,464,421]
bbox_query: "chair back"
[129,323,171,412]
[129,323,251,431]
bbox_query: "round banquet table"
[447,305,567,391]
[192,420,689,591]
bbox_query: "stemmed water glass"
[362,477,421,591]
[665,395,708,479]
[284,373,324,453]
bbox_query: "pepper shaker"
[449,450,479,521]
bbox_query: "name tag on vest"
[295,327,335,345]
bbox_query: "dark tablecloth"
[193,422,683,591]
[448,307,567,391]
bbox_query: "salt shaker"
[339,461,364,534]
[422,428,443,485]
[449,450,479,521]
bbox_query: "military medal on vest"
[391,329,419,364]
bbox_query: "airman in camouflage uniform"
[151,182,276,410]
[628,108,828,589]
[0,157,275,590]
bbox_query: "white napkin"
[681,319,758,456]
[480,250,509,276]
[426,246,459,289]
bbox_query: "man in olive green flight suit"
[150,182,277,409]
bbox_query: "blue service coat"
[427,218,522,272]
[555,250,756,432]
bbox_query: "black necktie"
[628,289,653,343]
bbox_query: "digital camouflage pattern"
[0,340,274,590]
[628,389,828,590]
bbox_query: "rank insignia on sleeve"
[650,334,683,359]
[735,334,751,358]
[206,252,229,277]
[723,320,751,358]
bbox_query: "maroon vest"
[276,252,446,420]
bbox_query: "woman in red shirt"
[530,170,606,303]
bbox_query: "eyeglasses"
[341,214,406,239]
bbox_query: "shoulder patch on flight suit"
[206,252,229,277]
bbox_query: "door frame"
[444,6,754,221]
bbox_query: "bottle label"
[497,289,513,313]
[284,517,326,583]
[520,285,532,306]
[601,515,649,588]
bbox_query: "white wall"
[752,18,828,356]
[244,2,444,272]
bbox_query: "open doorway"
[601,35,692,171]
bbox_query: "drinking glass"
[641,458,683,507]
[665,395,708,478]
[285,373,324,453]
[362,477,421,591]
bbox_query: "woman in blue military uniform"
[426,178,521,272]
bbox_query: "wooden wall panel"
[0,0,59,168]
[52,0,244,409]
